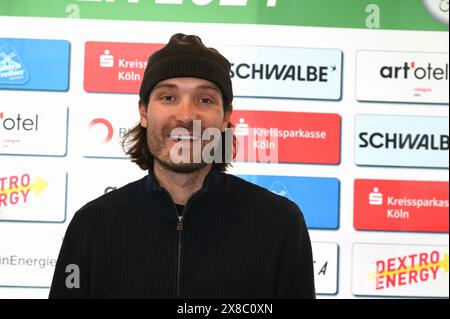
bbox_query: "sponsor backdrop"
[0,0,448,299]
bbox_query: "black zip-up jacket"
[49,168,316,298]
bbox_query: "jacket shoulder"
[77,176,146,216]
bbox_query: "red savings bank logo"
[84,41,164,93]
[230,110,340,164]
[354,179,449,233]
[89,118,114,143]
[373,251,449,290]
[0,174,48,208]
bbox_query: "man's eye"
[199,98,213,104]
[161,95,175,102]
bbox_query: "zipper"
[160,188,203,299]
[176,213,183,299]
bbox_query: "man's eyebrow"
[152,83,178,91]
[152,83,221,94]
[197,85,221,94]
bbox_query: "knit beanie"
[139,33,233,106]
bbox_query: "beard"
[154,157,208,173]
[146,123,213,174]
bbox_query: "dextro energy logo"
[355,115,449,168]
[373,251,448,290]
[0,170,66,222]
[354,179,449,233]
[352,244,449,297]
[356,50,448,104]
[84,41,163,94]
[0,174,47,208]
[222,46,342,100]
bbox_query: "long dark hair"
[121,101,235,172]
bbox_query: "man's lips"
[169,133,201,141]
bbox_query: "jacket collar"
[140,164,221,200]
[147,164,218,191]
[139,165,225,221]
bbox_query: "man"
[49,33,315,298]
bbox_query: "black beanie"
[139,33,233,107]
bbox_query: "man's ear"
[222,108,233,131]
[139,101,148,128]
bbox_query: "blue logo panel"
[237,174,340,229]
[0,38,70,91]
[355,115,449,168]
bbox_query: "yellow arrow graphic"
[0,176,48,196]
[369,253,449,280]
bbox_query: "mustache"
[163,121,208,135]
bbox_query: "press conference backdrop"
[0,0,448,299]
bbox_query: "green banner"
[0,0,448,31]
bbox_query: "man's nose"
[176,97,198,123]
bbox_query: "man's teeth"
[170,134,200,141]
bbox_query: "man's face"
[139,77,232,173]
